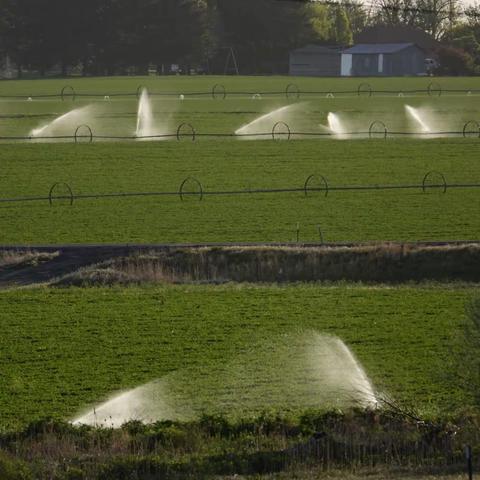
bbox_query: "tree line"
[0,0,478,76]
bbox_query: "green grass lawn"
[0,283,476,428]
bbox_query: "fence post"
[466,445,473,480]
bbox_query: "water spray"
[235,104,297,138]
[72,331,378,426]
[405,105,431,133]
[30,105,93,138]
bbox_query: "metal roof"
[291,44,342,55]
[355,26,438,50]
[343,43,416,54]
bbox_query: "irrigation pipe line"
[3,130,480,142]
[1,182,480,206]
[2,88,480,100]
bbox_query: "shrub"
[149,424,190,449]
[434,45,477,75]
[199,414,232,437]
[63,467,85,480]
[0,451,32,480]
[461,297,480,405]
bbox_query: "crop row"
[0,140,478,243]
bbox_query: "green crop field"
[3,75,480,96]
[0,283,476,429]
[0,76,479,244]
[0,140,479,244]
[1,75,480,138]
[0,77,479,430]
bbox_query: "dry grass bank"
[0,250,58,268]
[53,243,480,286]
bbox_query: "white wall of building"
[378,54,384,74]
[340,54,352,76]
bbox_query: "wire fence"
[1,172,478,206]
[2,82,480,101]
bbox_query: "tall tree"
[415,0,459,38]
[341,0,369,35]
[306,3,331,43]
[0,0,35,76]
[216,0,335,74]
[0,0,387,76]
[329,6,354,45]
[371,0,459,38]
[202,0,222,68]
[371,0,418,27]
[464,2,480,28]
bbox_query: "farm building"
[340,43,427,76]
[289,43,428,77]
[289,45,342,76]
[289,25,437,77]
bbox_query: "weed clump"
[0,410,472,479]
[0,450,32,480]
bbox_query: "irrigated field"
[0,76,479,435]
[1,76,480,137]
[1,96,480,137]
[1,76,480,244]
[0,284,475,429]
[0,140,479,244]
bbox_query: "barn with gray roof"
[340,43,427,76]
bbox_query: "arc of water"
[235,105,296,136]
[30,106,92,138]
[72,332,378,426]
[405,105,431,133]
